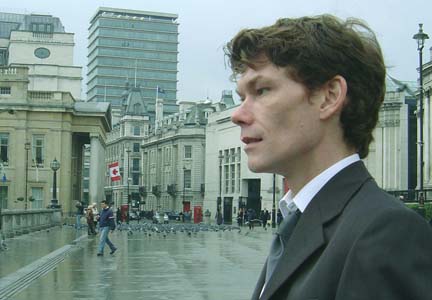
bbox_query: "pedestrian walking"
[215,208,223,225]
[86,205,96,235]
[276,209,283,226]
[237,209,244,226]
[97,200,117,256]
[247,208,256,230]
[204,209,211,225]
[75,200,84,229]
[91,202,99,232]
[116,207,122,225]
[264,209,270,229]
[227,14,432,299]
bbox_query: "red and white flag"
[109,162,121,182]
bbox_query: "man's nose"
[231,101,251,126]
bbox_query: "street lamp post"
[183,166,186,210]
[50,158,60,208]
[126,148,131,224]
[217,154,223,225]
[413,23,429,205]
[24,142,30,210]
[272,173,276,228]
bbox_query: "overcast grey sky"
[2,0,431,102]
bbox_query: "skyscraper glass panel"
[87,7,179,118]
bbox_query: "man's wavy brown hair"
[225,15,386,159]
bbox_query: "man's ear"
[319,75,347,120]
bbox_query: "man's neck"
[285,149,356,196]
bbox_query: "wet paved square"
[4,225,275,300]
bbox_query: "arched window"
[133,103,141,114]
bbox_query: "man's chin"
[247,161,268,173]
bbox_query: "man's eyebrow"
[237,75,263,95]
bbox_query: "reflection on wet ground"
[7,225,274,300]
[0,227,84,278]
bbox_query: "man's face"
[101,202,107,209]
[232,57,324,176]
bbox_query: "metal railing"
[386,189,432,203]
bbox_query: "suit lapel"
[251,260,267,300]
[259,161,372,300]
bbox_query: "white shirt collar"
[279,154,360,217]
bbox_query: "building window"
[224,149,229,163]
[83,180,89,189]
[184,169,191,189]
[133,126,140,136]
[224,165,229,194]
[184,145,192,159]
[132,158,139,171]
[231,164,235,193]
[32,135,44,165]
[230,148,235,163]
[0,186,8,209]
[31,187,43,209]
[31,23,53,33]
[0,87,11,95]
[0,133,9,165]
[237,163,241,193]
[132,173,140,185]
[0,49,7,66]
[133,143,140,152]
[133,103,141,114]
[83,167,90,178]
[164,147,171,164]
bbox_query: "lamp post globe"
[50,158,60,208]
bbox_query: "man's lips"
[241,136,263,144]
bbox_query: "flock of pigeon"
[112,222,242,238]
[0,222,251,253]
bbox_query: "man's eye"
[257,88,269,95]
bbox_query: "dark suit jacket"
[253,161,432,300]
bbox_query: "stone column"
[89,134,105,205]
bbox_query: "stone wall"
[0,209,62,238]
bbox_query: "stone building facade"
[0,12,110,214]
[0,66,110,213]
[104,85,215,215]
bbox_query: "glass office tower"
[87,7,179,116]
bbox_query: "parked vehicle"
[164,211,180,221]
[129,211,139,220]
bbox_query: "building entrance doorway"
[223,197,233,224]
[247,179,261,217]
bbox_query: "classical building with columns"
[419,49,432,193]
[0,66,110,213]
[363,76,417,194]
[0,11,111,214]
